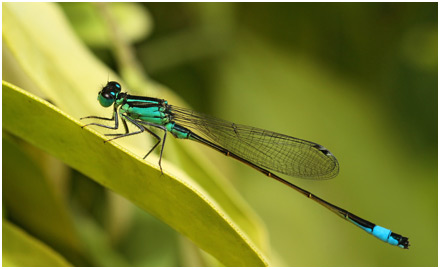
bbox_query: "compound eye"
[98,91,115,107]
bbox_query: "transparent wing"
[170,105,339,179]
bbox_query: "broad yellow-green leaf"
[3,80,267,266]
[3,2,269,265]
[3,220,72,266]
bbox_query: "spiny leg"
[104,117,130,137]
[104,115,146,142]
[157,128,167,174]
[80,106,119,131]
[142,128,162,160]
[83,108,168,173]
[94,114,163,172]
[122,116,168,174]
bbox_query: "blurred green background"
[3,2,437,266]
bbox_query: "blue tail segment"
[350,218,409,248]
[372,226,407,248]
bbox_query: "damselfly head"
[98,81,122,107]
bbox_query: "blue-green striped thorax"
[96,82,189,139]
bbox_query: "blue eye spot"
[116,83,121,89]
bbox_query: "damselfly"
[81,81,409,249]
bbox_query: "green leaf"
[3,220,72,266]
[2,2,269,265]
[3,79,267,266]
[60,3,153,48]
[3,135,85,264]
